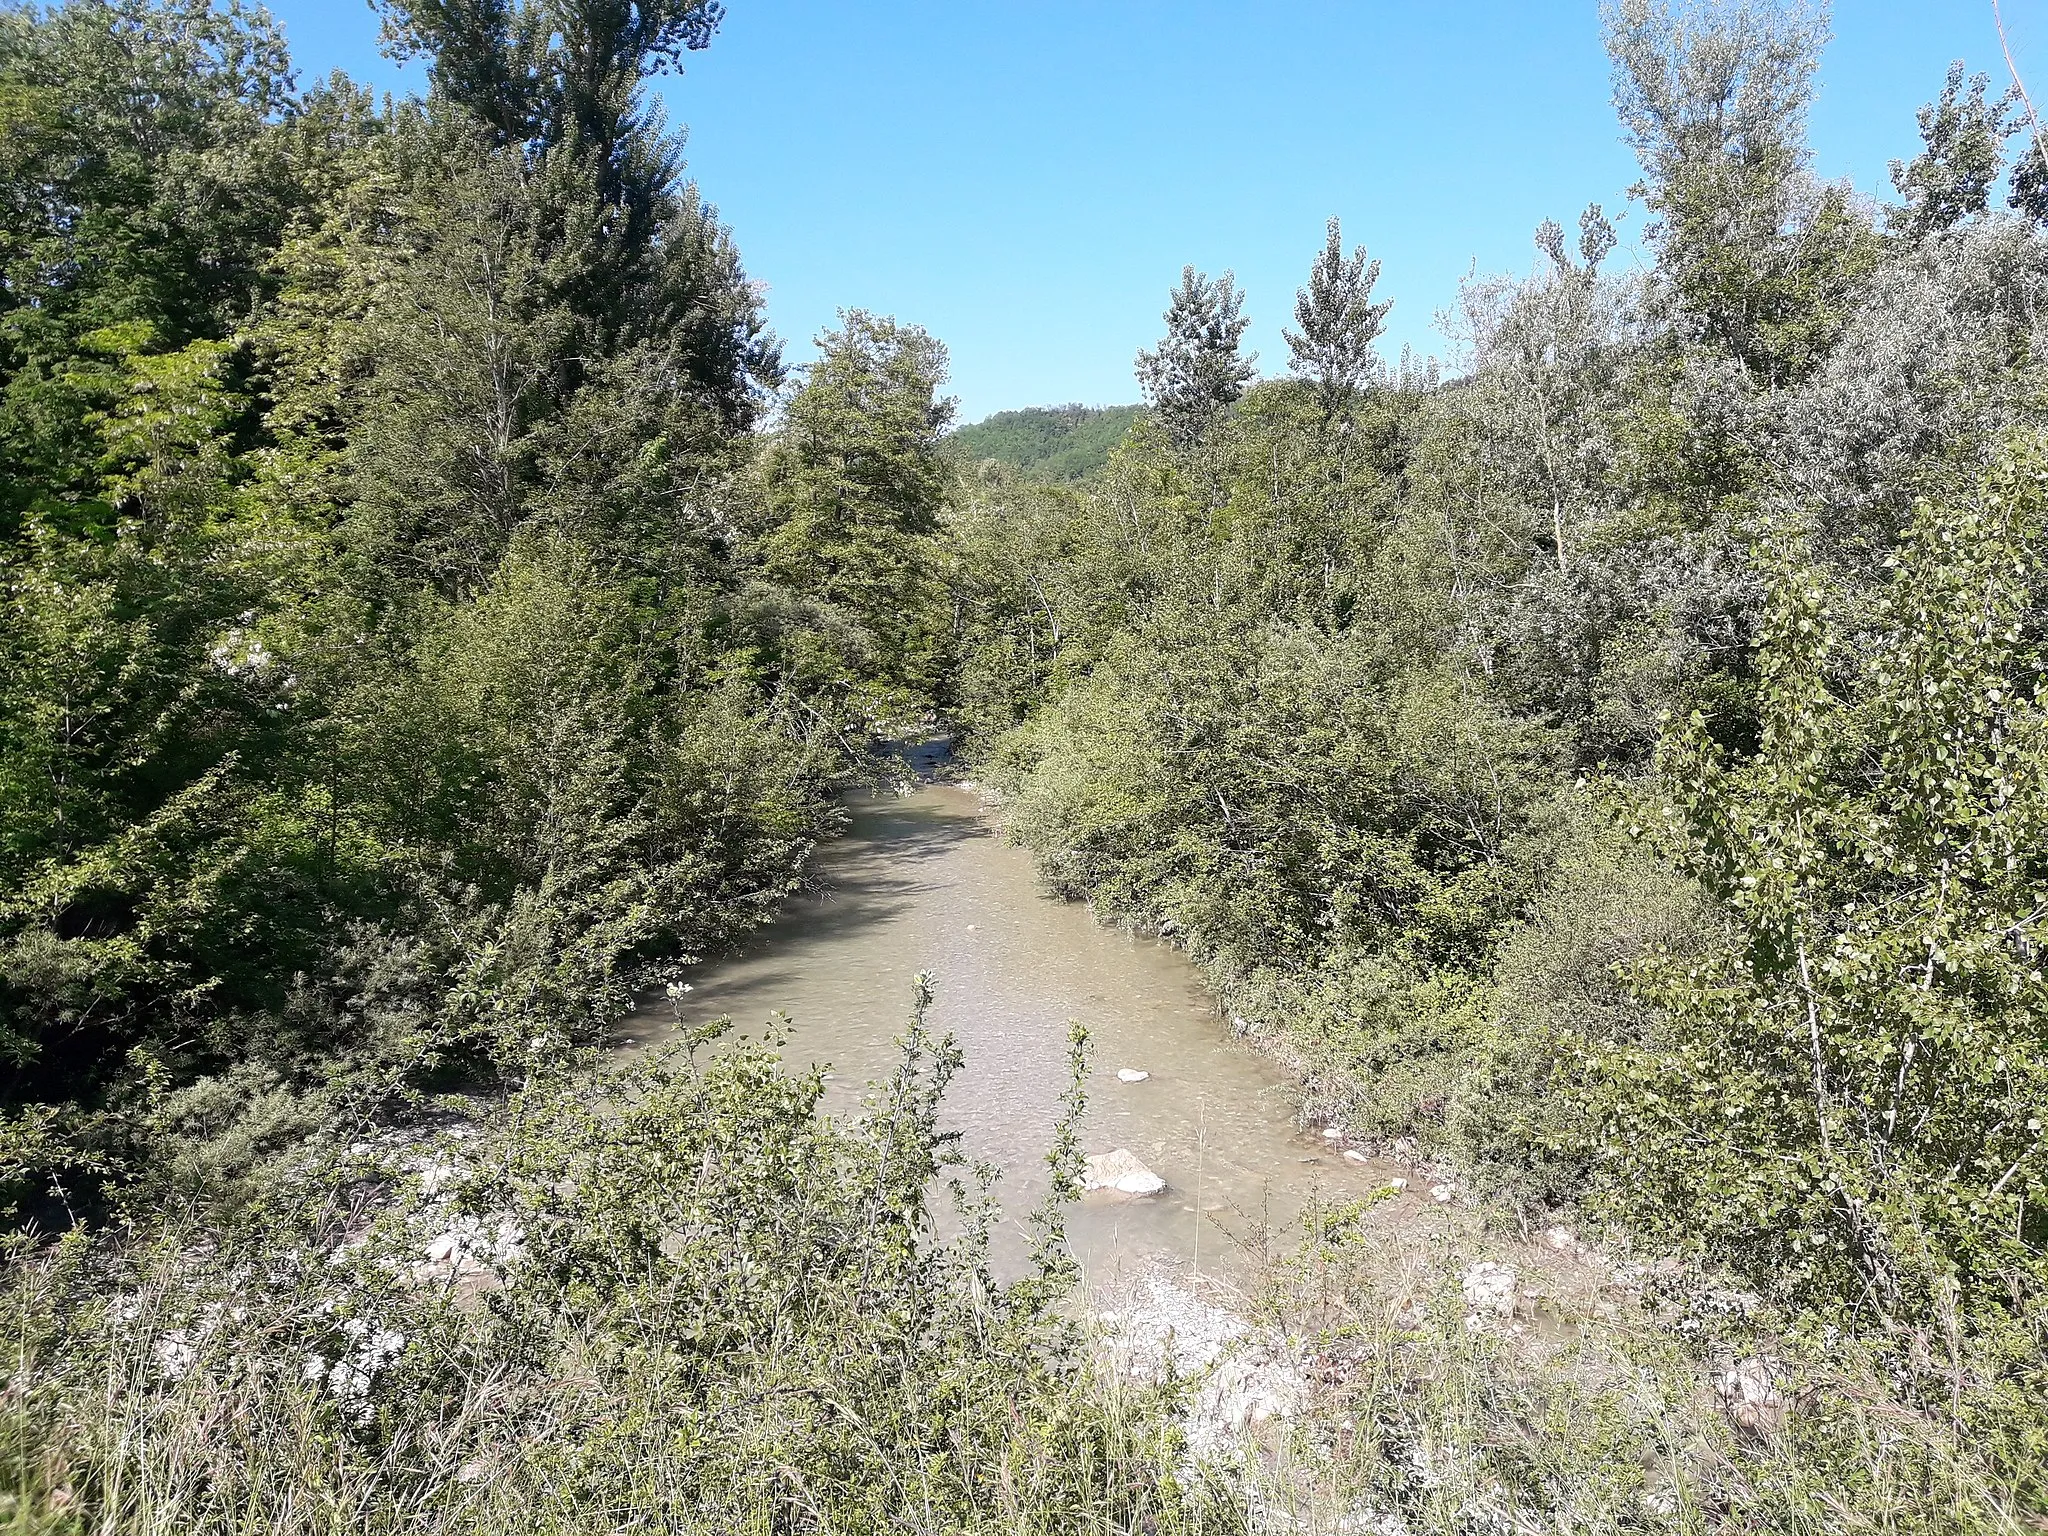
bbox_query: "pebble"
[1116,1068,1150,1083]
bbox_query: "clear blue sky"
[269,1,2031,421]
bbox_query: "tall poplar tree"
[1888,61,2018,237]
[1603,0,1874,383]
[1284,218,1392,419]
[1134,266,1255,448]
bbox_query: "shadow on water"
[752,797,984,953]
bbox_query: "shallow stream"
[622,786,1410,1285]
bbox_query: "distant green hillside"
[944,404,1145,482]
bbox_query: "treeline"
[947,0,2048,1506]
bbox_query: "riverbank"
[6,785,2036,1535]
[0,988,1245,1535]
[961,749,2048,1530]
[608,778,2040,1530]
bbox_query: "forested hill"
[944,403,1144,480]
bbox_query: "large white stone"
[1717,1356,1791,1433]
[1081,1148,1166,1196]
[1116,1068,1149,1083]
[1461,1260,1519,1318]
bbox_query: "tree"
[756,311,956,715]
[0,0,298,530]
[342,133,569,596]
[2010,122,2048,225]
[1605,0,1828,195]
[370,0,775,410]
[1438,208,1624,588]
[1134,266,1255,448]
[277,12,775,596]
[1284,218,1392,419]
[1603,0,1876,383]
[1516,208,1622,579]
[374,0,725,163]
[1608,441,2048,1329]
[1889,61,2017,238]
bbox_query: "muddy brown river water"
[623,785,1407,1285]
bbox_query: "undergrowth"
[0,986,1239,1535]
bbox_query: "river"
[622,785,1407,1285]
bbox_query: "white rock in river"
[1081,1148,1166,1196]
[1116,1068,1150,1083]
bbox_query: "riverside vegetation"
[2,0,2046,1531]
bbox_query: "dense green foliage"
[754,311,958,716]
[11,0,2048,1525]
[0,1,1215,1527]
[943,404,1145,483]
[946,0,2048,1515]
[0,0,977,1221]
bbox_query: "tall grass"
[1212,1194,2046,1534]
[6,1008,2042,1533]
[0,997,1238,1535]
